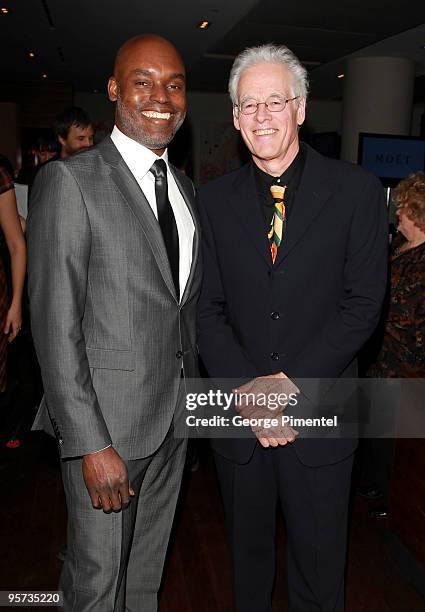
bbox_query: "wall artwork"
[199,120,247,184]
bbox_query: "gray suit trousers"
[59,424,187,612]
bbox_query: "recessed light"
[42,73,48,79]
[28,51,36,58]
[337,73,345,79]
[197,20,211,30]
[1,7,9,14]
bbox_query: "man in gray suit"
[27,35,201,612]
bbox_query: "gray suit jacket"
[27,137,201,460]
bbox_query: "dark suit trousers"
[215,443,353,612]
[59,425,187,612]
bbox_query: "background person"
[17,131,59,197]
[0,165,27,392]
[369,171,425,379]
[54,106,94,158]
[361,171,425,518]
[35,131,59,165]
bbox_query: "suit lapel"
[169,164,200,306]
[99,138,178,301]
[275,144,333,266]
[230,163,272,266]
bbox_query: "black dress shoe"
[369,505,388,519]
[357,484,383,500]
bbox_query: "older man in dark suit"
[28,35,201,611]
[197,44,388,611]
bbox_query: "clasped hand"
[233,372,300,448]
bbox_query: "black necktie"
[150,159,180,299]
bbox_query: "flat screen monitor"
[358,133,425,187]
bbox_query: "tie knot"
[270,184,286,201]
[150,159,167,180]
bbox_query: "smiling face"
[108,36,186,155]
[233,62,305,175]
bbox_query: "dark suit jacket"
[197,143,388,466]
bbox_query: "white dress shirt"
[110,126,194,300]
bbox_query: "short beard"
[116,94,185,150]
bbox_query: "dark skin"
[107,34,186,155]
[82,446,134,512]
[83,35,186,512]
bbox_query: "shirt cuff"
[90,444,112,454]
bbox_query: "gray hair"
[228,43,309,105]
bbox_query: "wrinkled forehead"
[237,62,294,99]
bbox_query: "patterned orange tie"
[268,184,286,263]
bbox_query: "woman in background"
[370,171,425,378]
[361,172,425,518]
[0,165,26,392]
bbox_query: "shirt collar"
[253,145,304,191]
[111,125,169,180]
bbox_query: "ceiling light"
[28,51,36,58]
[197,20,211,30]
[337,73,345,79]
[42,73,48,79]
[1,7,9,14]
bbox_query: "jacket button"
[271,311,280,320]
[270,352,279,361]
[58,438,64,445]
[176,350,183,359]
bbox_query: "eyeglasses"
[236,95,299,116]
